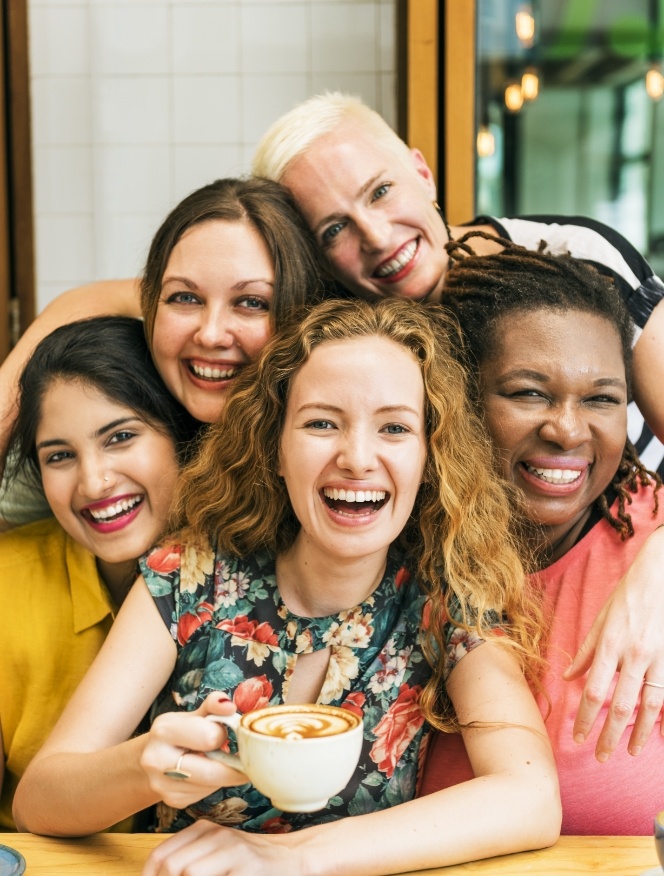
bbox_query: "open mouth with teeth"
[373,239,419,279]
[188,362,240,382]
[322,487,388,517]
[521,463,584,486]
[82,495,144,524]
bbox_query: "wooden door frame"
[398,0,476,224]
[1,0,35,360]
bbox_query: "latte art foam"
[246,708,356,740]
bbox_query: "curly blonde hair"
[171,297,544,730]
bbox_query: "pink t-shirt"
[419,486,664,835]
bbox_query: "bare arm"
[13,576,249,836]
[632,297,664,444]
[142,643,561,876]
[0,279,141,472]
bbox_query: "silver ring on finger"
[642,681,664,690]
[163,751,192,780]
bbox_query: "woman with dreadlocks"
[420,237,664,835]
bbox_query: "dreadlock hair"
[442,231,661,541]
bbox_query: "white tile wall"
[28,0,398,311]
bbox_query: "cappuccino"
[245,705,358,740]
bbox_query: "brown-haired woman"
[15,297,560,874]
[1,176,326,524]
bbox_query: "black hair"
[7,316,201,485]
[442,232,660,539]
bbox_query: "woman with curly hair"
[421,238,664,835]
[15,297,560,875]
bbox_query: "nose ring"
[104,476,109,482]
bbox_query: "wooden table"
[1,833,660,875]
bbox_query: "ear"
[409,148,437,198]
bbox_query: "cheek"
[239,320,272,360]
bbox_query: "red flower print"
[217,615,278,646]
[342,691,366,718]
[146,544,181,574]
[233,676,273,713]
[177,601,214,646]
[369,684,424,778]
[395,566,411,589]
[261,817,293,834]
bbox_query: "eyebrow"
[36,417,141,451]
[296,402,422,417]
[312,170,387,235]
[494,368,626,388]
[160,275,274,291]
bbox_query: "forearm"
[632,298,664,443]
[0,279,141,471]
[13,734,158,836]
[290,771,561,876]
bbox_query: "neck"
[534,507,593,568]
[96,557,137,607]
[276,537,388,617]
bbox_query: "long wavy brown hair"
[169,297,544,730]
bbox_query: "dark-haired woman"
[0,316,199,830]
[0,176,325,525]
[420,241,664,835]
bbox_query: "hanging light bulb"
[521,67,540,101]
[504,81,524,112]
[646,63,664,100]
[515,4,535,48]
[477,124,496,158]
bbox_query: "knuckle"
[640,694,664,715]
[583,685,605,707]
[610,699,633,721]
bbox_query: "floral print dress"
[141,541,486,833]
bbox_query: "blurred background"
[0,0,662,357]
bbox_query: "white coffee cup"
[206,703,363,812]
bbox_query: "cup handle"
[204,713,245,773]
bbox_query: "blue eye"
[382,423,408,434]
[371,183,391,201]
[306,420,334,430]
[321,221,345,245]
[238,297,270,312]
[165,291,200,305]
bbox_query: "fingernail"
[574,733,585,744]
[597,751,609,763]
[629,745,642,757]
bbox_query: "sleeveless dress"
[141,541,488,833]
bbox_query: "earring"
[104,476,109,482]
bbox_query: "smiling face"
[281,121,449,303]
[278,335,427,567]
[480,309,628,550]
[36,379,179,565]
[151,219,275,423]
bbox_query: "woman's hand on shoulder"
[140,693,249,809]
[564,525,664,761]
[143,819,300,876]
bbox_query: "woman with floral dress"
[15,297,560,875]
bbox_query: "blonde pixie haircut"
[171,297,544,730]
[252,91,413,183]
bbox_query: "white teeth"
[374,240,417,277]
[525,465,583,485]
[191,363,237,380]
[323,488,386,503]
[88,496,142,521]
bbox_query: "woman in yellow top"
[0,315,198,830]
